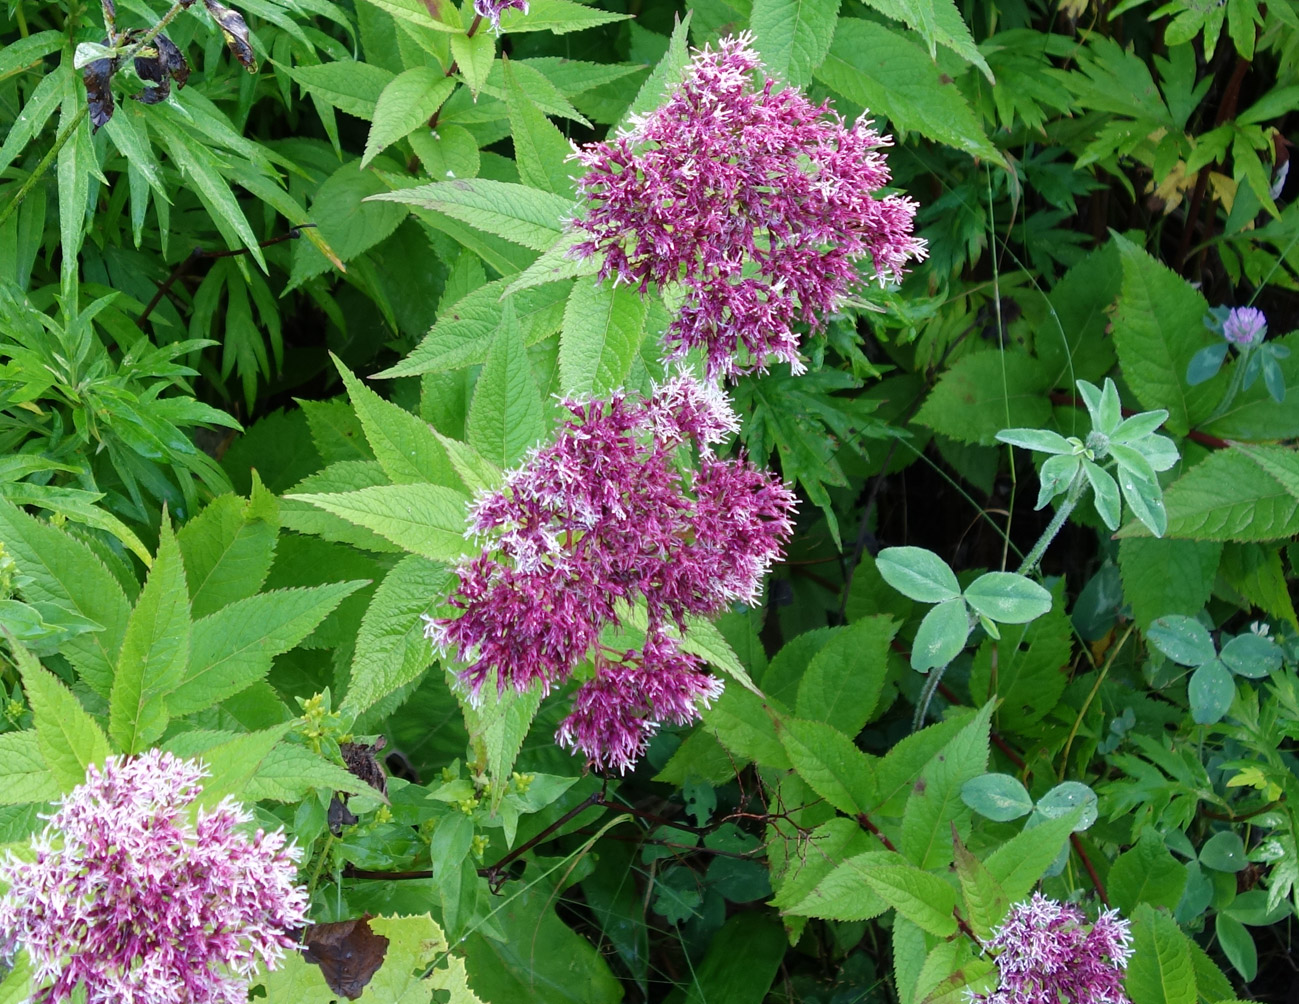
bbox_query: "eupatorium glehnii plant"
[971,893,1134,1004]
[567,33,927,380]
[426,374,797,772]
[0,750,307,1004]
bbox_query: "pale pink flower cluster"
[971,893,1134,1004]
[473,0,528,34]
[426,374,796,772]
[0,750,308,1004]
[568,33,926,379]
[1222,306,1267,346]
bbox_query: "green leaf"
[815,19,1002,164]
[1188,659,1234,724]
[341,556,453,719]
[243,743,374,803]
[1112,235,1216,435]
[0,952,31,1004]
[876,547,961,603]
[620,12,693,132]
[1219,632,1282,679]
[498,0,631,33]
[195,725,293,807]
[914,350,1052,445]
[1109,831,1189,914]
[1083,458,1123,530]
[1214,914,1257,982]
[335,357,459,488]
[558,279,648,395]
[960,773,1033,821]
[0,499,130,699]
[1121,446,1299,542]
[1117,538,1222,630]
[450,29,495,98]
[968,587,1071,732]
[953,836,1009,940]
[466,303,546,468]
[983,809,1081,900]
[782,850,892,921]
[911,598,970,671]
[288,59,394,119]
[995,428,1075,454]
[287,485,473,562]
[1126,904,1196,1004]
[1199,831,1247,873]
[169,583,368,717]
[678,912,785,1004]
[376,279,571,378]
[859,853,958,936]
[1035,781,1098,829]
[962,572,1051,624]
[290,161,410,286]
[778,717,877,815]
[873,713,971,814]
[504,59,576,195]
[281,462,404,554]
[178,476,279,619]
[19,657,111,792]
[1117,464,1167,537]
[369,179,571,251]
[796,614,898,734]
[0,730,61,805]
[433,433,504,497]
[109,519,191,753]
[364,69,457,168]
[1146,615,1216,667]
[900,701,992,870]
[750,0,841,88]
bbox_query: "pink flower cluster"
[426,374,796,772]
[971,893,1134,1004]
[1222,306,1267,346]
[473,0,528,34]
[0,750,308,1004]
[568,33,926,380]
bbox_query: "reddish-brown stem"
[856,812,898,852]
[1071,833,1108,905]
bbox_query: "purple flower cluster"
[971,893,1134,1004]
[1222,306,1267,346]
[472,0,528,34]
[0,750,308,1004]
[426,374,796,772]
[568,33,926,380]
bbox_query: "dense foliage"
[0,0,1297,1000]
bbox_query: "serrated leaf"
[370,179,570,251]
[288,60,394,119]
[796,614,898,734]
[953,835,1009,939]
[1110,831,1188,914]
[364,69,457,167]
[783,850,893,920]
[1126,904,1196,1004]
[750,0,841,88]
[460,682,543,810]
[968,584,1071,733]
[450,29,494,98]
[1112,236,1217,435]
[1117,538,1222,630]
[335,356,459,488]
[288,485,473,562]
[983,810,1081,900]
[110,519,192,753]
[0,730,61,805]
[178,476,279,618]
[900,701,992,870]
[498,0,631,33]
[466,302,546,468]
[432,433,504,497]
[375,278,571,378]
[620,12,693,132]
[18,656,111,792]
[290,161,410,286]
[778,717,877,815]
[558,279,647,395]
[195,724,292,807]
[859,854,958,936]
[914,350,1052,445]
[341,556,453,719]
[815,19,1002,164]
[0,499,130,699]
[504,58,576,195]
[244,743,373,802]
[169,582,368,716]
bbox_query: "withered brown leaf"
[202,0,258,72]
[82,39,119,131]
[134,33,189,105]
[302,915,389,1000]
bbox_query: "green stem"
[15,2,29,37]
[1016,468,1088,577]
[913,661,951,730]
[1206,344,1250,423]
[119,0,186,62]
[0,104,88,232]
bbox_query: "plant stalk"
[1017,468,1088,576]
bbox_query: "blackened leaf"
[83,51,119,130]
[134,33,190,104]
[202,0,257,71]
[303,916,389,1000]
[340,737,388,797]
[327,794,359,834]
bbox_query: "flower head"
[472,0,528,34]
[970,893,1133,1004]
[427,375,796,771]
[0,750,308,1004]
[568,33,926,379]
[1222,306,1267,346]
